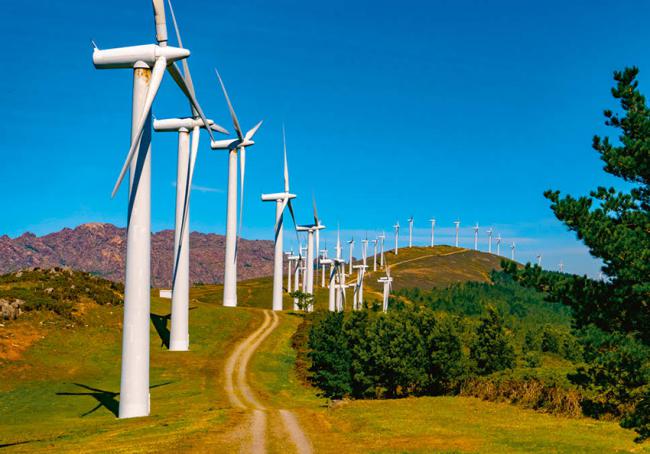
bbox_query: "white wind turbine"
[496,234,502,256]
[261,127,298,311]
[154,0,230,352]
[361,236,369,267]
[211,69,263,308]
[429,218,436,247]
[378,266,393,312]
[352,264,368,310]
[296,202,325,295]
[371,238,378,272]
[393,222,400,255]
[93,0,216,419]
[486,228,493,254]
[407,216,414,248]
[454,220,461,247]
[511,241,516,260]
[473,223,479,250]
[559,261,564,273]
[536,254,542,267]
[378,232,386,267]
[286,250,296,293]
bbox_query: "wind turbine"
[313,197,325,286]
[473,223,479,250]
[93,0,216,419]
[352,264,368,310]
[511,242,516,260]
[211,69,263,308]
[393,222,400,255]
[361,236,369,267]
[559,261,564,273]
[286,250,296,293]
[378,266,393,312]
[496,234,502,256]
[261,127,298,311]
[486,228,493,254]
[371,238,378,272]
[378,232,386,267]
[429,218,436,247]
[454,220,461,247]
[296,203,325,295]
[536,254,542,267]
[150,2,229,352]
[407,216,414,248]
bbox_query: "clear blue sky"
[2,0,649,277]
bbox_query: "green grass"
[1,266,648,452]
[0,295,257,452]
[247,303,648,453]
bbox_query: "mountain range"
[0,223,275,287]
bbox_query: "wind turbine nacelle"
[93,44,189,69]
[154,117,212,132]
[261,192,296,201]
[210,138,240,150]
[320,259,333,265]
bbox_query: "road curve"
[224,309,312,454]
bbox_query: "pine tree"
[469,306,515,375]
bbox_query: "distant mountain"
[0,223,275,287]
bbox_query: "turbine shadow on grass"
[150,312,171,349]
[56,382,173,418]
[150,307,198,349]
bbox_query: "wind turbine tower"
[511,242,516,260]
[496,234,502,256]
[473,223,479,250]
[211,70,263,308]
[486,228,493,253]
[407,216,414,248]
[260,128,297,311]
[93,0,216,418]
[429,218,436,247]
[393,222,400,255]
[454,220,461,247]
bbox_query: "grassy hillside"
[1,265,647,452]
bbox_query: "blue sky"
[2,0,649,277]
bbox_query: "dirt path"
[224,309,312,454]
[386,248,469,269]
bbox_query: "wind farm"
[1,0,649,453]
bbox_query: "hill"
[0,223,275,287]
[0,275,646,452]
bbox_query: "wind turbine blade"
[209,123,229,134]
[166,0,193,93]
[274,198,290,234]
[312,195,319,225]
[245,120,263,141]
[152,0,168,45]
[111,56,166,198]
[283,124,289,192]
[235,146,246,259]
[172,125,199,288]
[214,68,243,140]
[287,199,300,244]
[167,63,215,142]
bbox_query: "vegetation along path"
[224,309,313,454]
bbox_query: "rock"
[15,271,22,278]
[1,298,25,320]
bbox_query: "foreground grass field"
[249,309,649,453]
[1,255,648,452]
